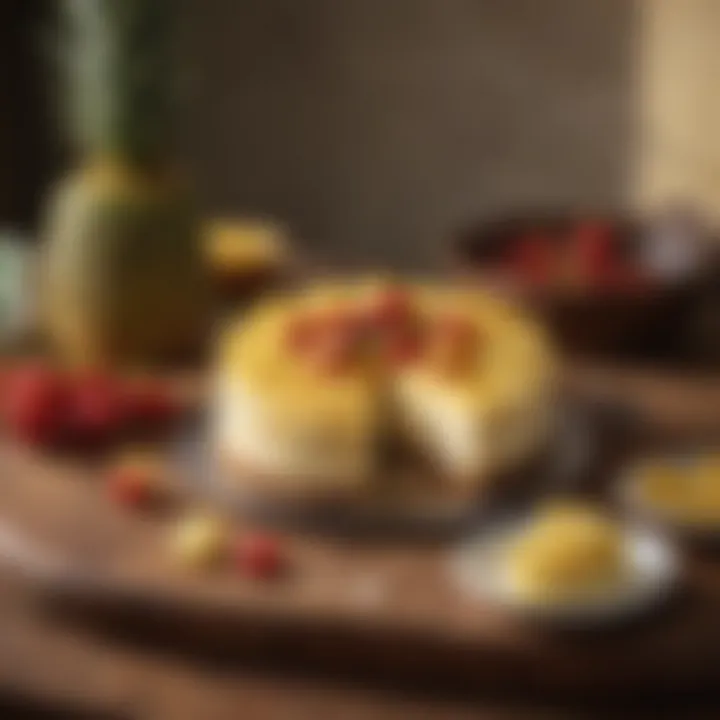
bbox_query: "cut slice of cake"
[393,287,556,485]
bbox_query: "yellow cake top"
[217,290,379,425]
[217,277,555,414]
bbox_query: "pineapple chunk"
[205,219,286,274]
[508,502,623,601]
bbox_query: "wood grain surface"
[0,364,720,708]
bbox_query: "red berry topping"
[435,314,479,346]
[234,533,284,579]
[384,326,423,366]
[288,307,361,353]
[285,314,320,354]
[323,309,361,342]
[427,315,482,376]
[307,331,355,375]
[363,286,415,329]
[3,364,70,447]
[293,308,361,375]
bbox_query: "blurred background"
[2,2,720,717]
[3,0,715,269]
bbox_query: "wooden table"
[1,575,716,720]
[1,363,720,719]
[0,578,525,720]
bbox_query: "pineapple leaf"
[59,0,177,165]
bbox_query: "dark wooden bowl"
[450,211,718,361]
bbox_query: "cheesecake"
[214,277,557,498]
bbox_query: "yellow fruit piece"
[205,219,286,273]
[171,514,228,569]
[694,455,720,485]
[639,457,720,524]
[638,463,687,509]
[112,448,166,480]
[508,502,623,601]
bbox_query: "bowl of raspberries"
[451,208,717,360]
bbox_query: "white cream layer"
[216,375,554,492]
[394,377,555,483]
[214,377,375,489]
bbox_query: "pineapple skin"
[42,163,212,367]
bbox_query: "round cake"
[214,277,557,500]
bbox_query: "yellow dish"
[636,454,720,525]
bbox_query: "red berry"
[234,533,283,579]
[108,467,153,508]
[288,308,360,352]
[69,374,123,447]
[308,332,354,375]
[323,310,360,343]
[427,315,482,376]
[436,314,479,346]
[511,233,553,286]
[3,365,70,447]
[573,221,617,281]
[107,452,164,508]
[363,286,415,329]
[384,327,422,366]
[285,314,320,354]
[299,309,361,375]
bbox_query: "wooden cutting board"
[0,365,719,700]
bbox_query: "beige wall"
[636,0,720,218]
[181,0,637,268]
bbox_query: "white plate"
[451,517,678,626]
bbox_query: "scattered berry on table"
[234,532,284,580]
[171,514,228,569]
[107,450,166,508]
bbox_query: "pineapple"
[42,0,211,366]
